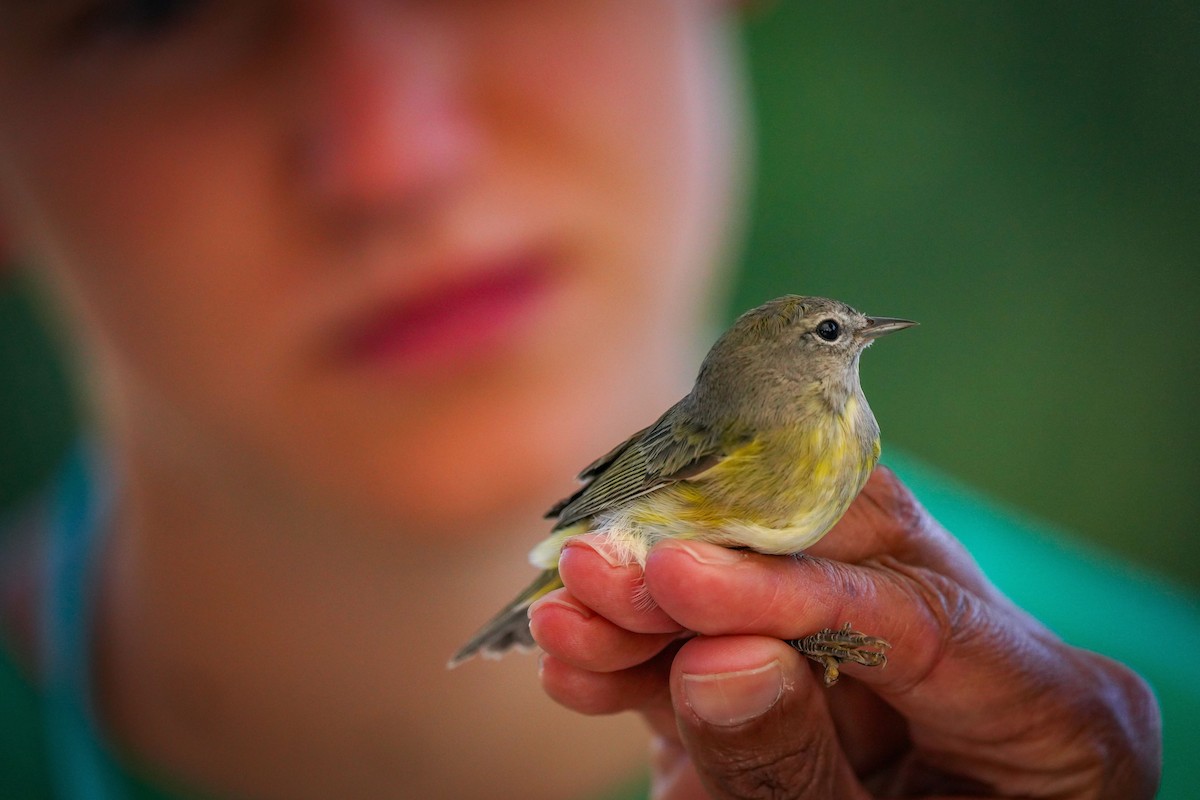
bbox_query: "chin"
[368,397,670,540]
[337,438,575,541]
[277,388,591,539]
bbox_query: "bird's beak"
[860,316,918,339]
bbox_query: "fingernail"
[564,537,626,568]
[673,540,743,566]
[527,594,594,619]
[682,660,783,726]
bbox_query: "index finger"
[641,537,1056,704]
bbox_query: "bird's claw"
[786,622,891,687]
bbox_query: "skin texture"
[532,467,1163,799]
[0,2,743,798]
[0,1,1162,798]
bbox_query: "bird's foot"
[786,622,891,687]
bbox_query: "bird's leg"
[786,622,891,687]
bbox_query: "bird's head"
[692,295,916,421]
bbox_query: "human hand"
[529,467,1161,798]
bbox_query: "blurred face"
[0,0,743,536]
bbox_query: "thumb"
[668,635,867,800]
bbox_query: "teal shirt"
[1,450,1195,798]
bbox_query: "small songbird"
[449,295,915,684]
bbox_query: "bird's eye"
[815,319,841,341]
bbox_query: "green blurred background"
[2,2,1198,589]
[731,1,1200,589]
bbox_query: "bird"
[449,295,915,684]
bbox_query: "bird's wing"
[578,423,654,481]
[547,403,752,530]
[543,423,651,520]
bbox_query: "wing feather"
[578,424,652,480]
[548,401,752,530]
[544,423,652,519]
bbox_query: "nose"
[288,1,482,216]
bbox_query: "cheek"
[1,78,300,421]
[482,1,742,309]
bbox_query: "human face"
[0,0,744,536]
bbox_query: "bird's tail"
[447,567,563,668]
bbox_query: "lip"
[334,251,557,374]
